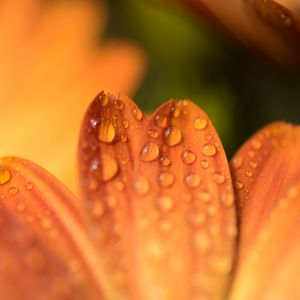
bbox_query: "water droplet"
[158,172,175,187]
[196,191,212,203]
[182,150,196,164]
[155,113,168,128]
[114,100,124,110]
[148,129,159,138]
[92,201,105,219]
[202,143,217,157]
[220,193,234,207]
[134,178,150,196]
[156,196,174,213]
[249,160,258,169]
[99,93,109,106]
[25,182,34,190]
[140,142,159,162]
[251,138,262,150]
[182,100,189,106]
[193,232,211,253]
[122,119,129,129]
[114,180,125,191]
[188,211,206,226]
[184,173,201,188]
[212,173,225,185]
[106,196,118,209]
[16,202,27,212]
[235,181,244,190]
[171,106,181,118]
[248,150,255,158]
[0,167,11,185]
[8,187,18,196]
[200,160,209,169]
[231,156,243,169]
[206,134,213,141]
[160,156,171,167]
[120,134,128,143]
[132,107,143,121]
[98,121,116,144]
[163,127,182,147]
[193,117,208,130]
[245,171,253,178]
[101,154,119,182]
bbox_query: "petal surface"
[0,0,146,193]
[78,92,237,300]
[229,123,300,300]
[0,157,105,300]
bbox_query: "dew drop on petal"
[231,156,244,169]
[171,106,181,118]
[158,172,175,187]
[140,142,159,162]
[212,172,225,185]
[134,178,150,196]
[251,138,262,150]
[155,113,168,128]
[156,196,174,213]
[99,93,109,106]
[92,201,105,219]
[25,182,34,190]
[132,107,143,121]
[0,167,11,185]
[249,160,258,169]
[122,119,129,129]
[235,181,244,190]
[113,100,124,110]
[202,143,217,157]
[148,129,159,138]
[8,187,18,196]
[160,156,171,167]
[200,160,210,169]
[182,150,196,164]
[184,173,201,188]
[197,191,212,203]
[98,122,116,144]
[188,211,206,227]
[101,154,119,182]
[163,127,182,147]
[193,117,208,130]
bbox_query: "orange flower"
[169,0,300,68]
[0,0,146,193]
[1,91,300,299]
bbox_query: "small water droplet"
[248,150,255,158]
[134,178,150,196]
[171,106,181,118]
[158,172,175,187]
[155,113,168,128]
[0,167,11,185]
[148,129,159,138]
[212,173,225,185]
[200,160,209,169]
[92,201,105,219]
[188,211,206,226]
[114,100,124,110]
[160,156,171,167]
[184,173,201,188]
[232,156,243,169]
[235,181,244,190]
[245,171,253,178]
[202,143,217,157]
[163,126,182,147]
[25,182,34,190]
[98,121,116,144]
[193,232,211,253]
[99,93,109,106]
[122,119,129,129]
[106,196,118,209]
[220,193,234,207]
[8,187,18,196]
[182,150,196,164]
[251,138,262,150]
[140,142,159,162]
[16,202,27,212]
[132,107,143,121]
[249,160,258,169]
[120,134,128,143]
[196,191,212,203]
[101,154,119,182]
[156,195,174,213]
[193,117,208,130]
[114,180,125,191]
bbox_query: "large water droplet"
[98,121,116,144]
[158,172,175,187]
[202,143,217,157]
[155,113,168,128]
[156,196,174,213]
[134,178,150,196]
[132,107,143,121]
[163,126,182,147]
[101,154,119,182]
[182,150,196,164]
[193,117,208,130]
[184,173,201,188]
[140,142,159,162]
[0,166,11,185]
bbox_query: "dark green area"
[105,0,300,157]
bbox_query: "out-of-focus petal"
[78,92,237,300]
[0,0,146,193]
[169,0,300,68]
[0,157,106,300]
[229,123,300,300]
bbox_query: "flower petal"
[79,92,237,300]
[0,157,105,300]
[229,122,300,300]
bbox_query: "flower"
[1,91,300,299]
[168,0,300,68]
[0,0,146,193]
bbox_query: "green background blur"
[105,0,300,157]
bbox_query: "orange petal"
[176,0,300,68]
[0,0,146,193]
[78,92,237,300]
[229,123,300,300]
[0,157,106,300]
